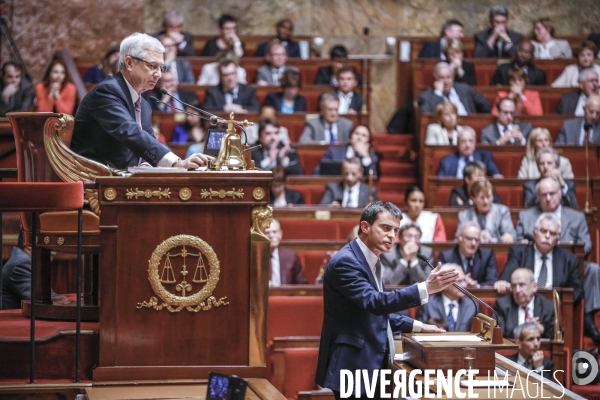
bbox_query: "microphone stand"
[584,130,591,214]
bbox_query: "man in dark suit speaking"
[315,201,459,399]
[71,33,211,170]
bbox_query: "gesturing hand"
[425,263,459,295]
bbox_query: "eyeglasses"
[131,56,167,73]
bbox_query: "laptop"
[319,160,343,176]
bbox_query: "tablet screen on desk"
[205,129,227,156]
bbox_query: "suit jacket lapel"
[508,300,520,336]
[551,248,564,286]
[115,73,136,120]
[349,239,378,290]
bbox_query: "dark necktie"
[524,359,533,370]
[447,303,456,332]
[329,125,336,143]
[584,123,593,143]
[477,214,487,231]
[134,98,142,128]
[464,257,473,274]
[375,259,395,362]
[169,97,176,113]
[343,187,352,207]
[497,39,504,58]
[538,256,548,288]
[523,306,531,322]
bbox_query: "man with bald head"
[438,127,501,178]
[556,68,600,115]
[494,268,555,339]
[490,40,547,86]
[556,95,600,144]
[418,62,491,115]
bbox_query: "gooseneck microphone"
[149,96,214,124]
[416,253,499,322]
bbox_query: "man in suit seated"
[438,221,498,287]
[522,150,578,208]
[481,98,532,145]
[474,6,522,59]
[419,19,464,60]
[380,223,434,285]
[556,95,600,145]
[438,127,502,178]
[1,242,31,310]
[255,18,301,59]
[490,41,546,86]
[556,68,599,116]
[204,59,260,114]
[255,42,299,86]
[416,263,478,332]
[319,157,377,207]
[508,323,554,380]
[494,268,555,339]
[270,166,304,207]
[313,45,362,87]
[153,11,195,57]
[250,118,303,175]
[450,161,502,206]
[144,69,199,112]
[335,66,362,115]
[0,61,34,116]
[264,219,308,286]
[299,92,353,143]
[418,62,491,115]
[158,34,194,84]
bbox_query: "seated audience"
[0,61,34,116]
[319,157,377,207]
[494,268,555,339]
[251,118,303,175]
[523,148,578,208]
[204,59,259,114]
[482,98,533,144]
[145,69,199,113]
[269,166,304,207]
[151,119,167,144]
[492,69,542,116]
[380,223,434,285]
[336,66,362,115]
[444,39,476,86]
[556,68,599,116]
[509,323,554,379]
[153,11,195,57]
[518,128,574,180]
[0,243,31,310]
[265,219,308,285]
[197,50,247,86]
[552,40,600,88]
[450,161,501,206]
[438,221,498,287]
[556,94,600,144]
[244,105,290,145]
[474,6,522,58]
[416,263,478,332]
[314,124,379,177]
[172,100,207,145]
[490,41,546,86]
[200,14,244,58]
[458,180,516,243]
[263,69,307,114]
[418,62,491,115]
[299,92,353,143]
[255,42,298,86]
[35,59,77,114]
[400,186,446,242]
[531,18,573,60]
[255,18,301,58]
[425,101,462,145]
[158,34,194,84]
[419,19,464,60]
[438,127,502,178]
[83,44,119,83]
[314,45,362,86]
[589,32,600,56]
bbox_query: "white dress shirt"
[270,248,281,286]
[579,119,596,145]
[434,87,468,116]
[574,93,587,117]
[533,246,553,289]
[442,295,459,323]
[536,41,555,60]
[324,122,339,143]
[517,297,535,326]
[337,91,354,114]
[342,183,360,207]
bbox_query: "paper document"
[412,335,483,342]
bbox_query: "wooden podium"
[94,170,273,382]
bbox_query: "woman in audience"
[313,124,380,177]
[492,68,542,116]
[444,39,476,86]
[531,18,572,60]
[83,44,120,83]
[400,186,446,242]
[457,180,516,244]
[450,161,501,206]
[263,70,307,114]
[425,102,463,145]
[173,100,207,146]
[270,166,304,207]
[35,59,77,114]
[197,50,247,86]
[517,127,574,179]
[552,40,600,87]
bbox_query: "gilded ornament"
[252,187,265,201]
[179,187,192,201]
[57,237,65,245]
[251,205,273,239]
[200,188,244,200]
[43,236,51,245]
[126,187,171,200]
[103,187,117,201]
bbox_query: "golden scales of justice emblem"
[137,234,229,312]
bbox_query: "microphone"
[149,96,214,124]
[416,253,499,322]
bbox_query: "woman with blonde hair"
[517,127,573,179]
[531,18,572,60]
[552,40,600,87]
[424,101,463,145]
[443,39,476,86]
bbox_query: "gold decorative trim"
[126,187,171,200]
[43,236,51,245]
[179,187,192,201]
[251,205,273,240]
[57,237,65,245]
[200,188,244,200]
[103,187,117,201]
[137,234,229,312]
[252,187,265,201]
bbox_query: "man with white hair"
[71,33,212,170]
[556,68,600,116]
[153,10,195,57]
[418,62,491,115]
[437,127,502,178]
[556,94,600,144]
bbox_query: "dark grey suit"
[494,294,555,339]
[418,83,492,114]
[416,293,478,332]
[318,182,376,207]
[556,118,600,145]
[299,116,353,144]
[555,92,581,115]
[71,73,170,169]
[337,90,363,114]
[489,62,546,86]
[173,59,195,84]
[380,245,434,285]
[474,29,523,58]
[255,65,298,85]
[522,179,578,209]
[438,246,498,286]
[481,122,532,144]
[506,353,554,381]
[0,247,31,310]
[0,78,34,116]
[204,83,260,112]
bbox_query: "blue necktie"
[329,125,336,143]
[447,303,456,332]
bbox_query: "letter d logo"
[572,351,599,385]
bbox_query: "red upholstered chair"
[0,181,85,383]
